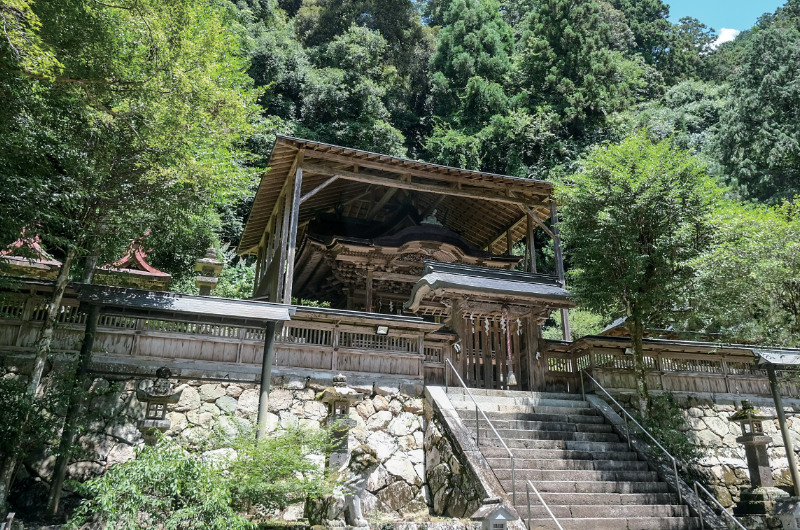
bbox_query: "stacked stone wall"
[605,392,800,509]
[7,362,440,523]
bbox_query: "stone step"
[478,438,631,452]
[513,492,678,506]
[499,480,670,494]
[451,401,598,416]
[486,457,650,471]
[480,447,639,461]
[443,388,585,401]
[476,429,620,442]
[462,418,614,433]
[515,503,690,519]
[447,394,592,409]
[456,409,606,424]
[523,517,700,530]
[492,468,660,482]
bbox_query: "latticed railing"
[338,331,418,353]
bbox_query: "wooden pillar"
[365,268,374,313]
[506,230,513,256]
[550,204,571,341]
[257,320,279,439]
[527,214,536,273]
[275,186,292,303]
[283,167,303,305]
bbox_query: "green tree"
[608,0,670,64]
[557,133,718,412]
[0,0,260,508]
[692,199,800,346]
[715,21,800,202]
[66,438,253,530]
[429,0,514,117]
[517,0,647,132]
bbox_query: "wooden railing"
[0,292,451,382]
[542,345,800,398]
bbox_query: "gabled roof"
[238,135,554,256]
[100,240,170,278]
[1,234,62,267]
[405,260,573,312]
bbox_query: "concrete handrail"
[445,359,517,507]
[581,370,683,504]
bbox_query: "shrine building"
[237,135,575,390]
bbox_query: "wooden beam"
[419,194,446,220]
[300,175,338,204]
[372,271,420,283]
[527,214,537,273]
[283,167,304,305]
[367,186,400,219]
[519,204,554,239]
[302,149,550,195]
[483,215,526,252]
[365,269,374,313]
[303,163,546,208]
[506,230,513,256]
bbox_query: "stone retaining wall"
[5,355,438,523]
[604,391,800,509]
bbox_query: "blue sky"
[667,0,785,44]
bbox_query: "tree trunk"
[630,316,650,416]
[27,246,77,397]
[0,454,18,514]
[46,304,100,517]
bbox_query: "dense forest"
[1,0,799,346]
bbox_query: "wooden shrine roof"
[405,260,574,313]
[238,135,554,256]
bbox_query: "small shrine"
[94,236,171,291]
[135,367,183,444]
[0,233,62,280]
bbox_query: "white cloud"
[713,28,741,48]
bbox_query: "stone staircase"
[446,388,700,530]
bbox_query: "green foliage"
[558,133,718,408]
[558,133,718,324]
[210,425,334,513]
[66,437,253,530]
[715,20,800,202]
[541,308,608,340]
[67,425,333,528]
[632,393,704,471]
[0,368,68,461]
[517,0,648,130]
[692,198,800,346]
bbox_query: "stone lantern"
[731,400,789,513]
[136,367,183,444]
[317,374,364,468]
[195,248,223,296]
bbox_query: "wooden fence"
[0,292,451,382]
[541,343,800,398]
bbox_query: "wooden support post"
[551,204,571,341]
[257,321,278,439]
[527,214,536,273]
[506,230,513,256]
[365,268,374,313]
[283,167,303,305]
[275,183,292,303]
[47,303,100,515]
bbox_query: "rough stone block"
[67,461,105,481]
[377,480,414,512]
[357,400,376,420]
[403,398,424,414]
[388,412,420,436]
[268,389,294,412]
[367,410,393,431]
[174,385,200,412]
[366,464,392,492]
[226,385,244,398]
[236,389,259,417]
[106,443,135,466]
[367,430,398,462]
[304,400,328,421]
[216,395,238,414]
[373,395,390,411]
[198,384,226,402]
[385,452,420,485]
